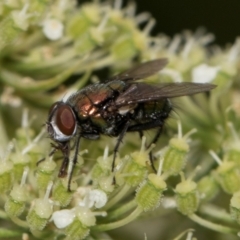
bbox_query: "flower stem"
[107,199,137,221]
[104,184,131,210]
[189,213,239,235]
[199,204,233,224]
[93,206,142,231]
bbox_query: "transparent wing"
[115,82,216,106]
[107,58,168,82]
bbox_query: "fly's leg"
[112,121,130,184]
[128,120,164,173]
[66,134,81,191]
[147,127,163,173]
[37,144,58,165]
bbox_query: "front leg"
[67,134,81,191]
[58,142,71,178]
[112,120,131,184]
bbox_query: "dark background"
[80,0,240,46]
[136,0,239,46]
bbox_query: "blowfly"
[45,58,216,190]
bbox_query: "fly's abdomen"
[135,99,172,122]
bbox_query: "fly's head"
[46,101,77,143]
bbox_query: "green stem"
[189,213,239,235]
[0,62,80,92]
[172,228,195,240]
[10,216,28,229]
[0,112,8,154]
[93,206,142,231]
[107,199,137,221]
[0,209,8,219]
[7,48,77,72]
[104,184,131,210]
[199,204,233,224]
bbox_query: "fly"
[45,58,216,190]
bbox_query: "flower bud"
[224,122,240,167]
[210,150,240,194]
[224,149,240,167]
[52,179,77,207]
[123,137,152,187]
[36,157,57,190]
[0,17,19,49]
[10,152,30,181]
[197,175,219,203]
[5,168,28,217]
[91,146,112,182]
[213,161,240,194]
[66,5,100,39]
[27,182,53,231]
[163,138,189,175]
[64,217,90,240]
[175,174,199,215]
[163,123,194,175]
[136,173,166,211]
[230,191,240,224]
[0,160,14,192]
[15,128,35,147]
[64,207,97,240]
[110,36,138,60]
[11,4,32,31]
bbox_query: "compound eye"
[56,105,76,136]
[49,101,61,115]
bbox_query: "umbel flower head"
[1,0,240,239]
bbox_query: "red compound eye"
[55,105,76,136]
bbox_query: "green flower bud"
[15,128,35,147]
[136,173,166,211]
[27,182,53,231]
[66,5,100,39]
[110,36,138,60]
[64,207,97,240]
[224,149,240,166]
[197,175,219,203]
[224,122,240,166]
[10,152,30,181]
[98,176,115,193]
[36,158,57,190]
[74,32,96,54]
[175,175,199,215]
[91,147,112,182]
[65,218,90,240]
[0,160,14,192]
[5,184,28,217]
[163,137,189,175]
[52,179,77,207]
[230,191,240,224]
[213,161,240,194]
[123,137,152,187]
[0,16,19,49]
[5,168,28,217]
[27,199,52,231]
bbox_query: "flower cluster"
[1,0,240,240]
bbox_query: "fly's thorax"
[66,81,126,120]
[47,101,77,142]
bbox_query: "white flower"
[79,189,108,209]
[42,19,64,41]
[89,189,108,208]
[192,64,220,83]
[51,209,75,229]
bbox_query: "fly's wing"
[107,58,168,82]
[115,82,216,106]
